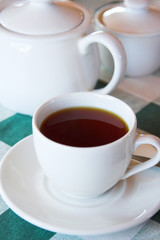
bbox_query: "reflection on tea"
[40,107,129,147]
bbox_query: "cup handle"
[122,134,160,179]
[78,31,127,94]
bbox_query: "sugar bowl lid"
[0,0,85,35]
[98,0,160,35]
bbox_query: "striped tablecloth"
[0,65,160,240]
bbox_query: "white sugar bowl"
[95,0,160,77]
[0,0,126,115]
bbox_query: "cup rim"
[32,92,137,149]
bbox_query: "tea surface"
[40,107,129,147]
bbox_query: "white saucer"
[0,135,160,236]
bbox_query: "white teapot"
[0,0,126,115]
[95,0,160,77]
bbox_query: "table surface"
[0,1,160,240]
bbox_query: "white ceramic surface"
[0,0,84,35]
[0,0,126,115]
[95,0,160,77]
[32,92,160,198]
[0,135,160,235]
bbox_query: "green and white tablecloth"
[0,64,160,240]
[0,1,160,239]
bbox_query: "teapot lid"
[98,0,160,35]
[0,0,85,35]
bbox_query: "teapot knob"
[124,0,148,9]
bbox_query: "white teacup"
[32,92,160,199]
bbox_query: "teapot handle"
[78,31,126,94]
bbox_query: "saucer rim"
[0,135,160,236]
